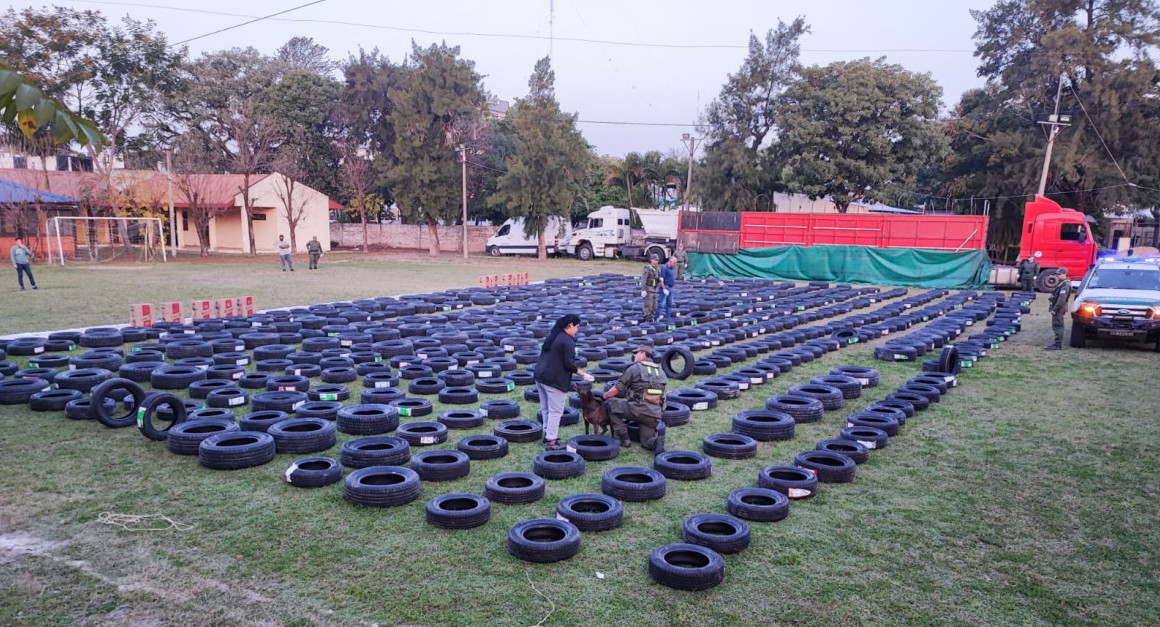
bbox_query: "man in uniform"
[602,342,668,453]
[641,256,661,322]
[1018,256,1040,292]
[1046,267,1071,350]
[306,235,324,269]
[673,242,688,280]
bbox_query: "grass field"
[1,258,1158,627]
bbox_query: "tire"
[293,400,342,421]
[438,387,480,405]
[266,375,311,393]
[817,438,870,464]
[90,378,147,428]
[118,360,168,382]
[476,378,516,394]
[205,388,249,409]
[136,392,187,441]
[787,383,844,411]
[251,390,309,413]
[1069,325,1088,348]
[662,402,691,427]
[847,413,901,437]
[487,245,500,257]
[555,493,624,531]
[396,421,448,446]
[456,434,510,460]
[576,244,594,261]
[425,493,491,529]
[308,385,351,402]
[506,518,581,563]
[532,450,586,479]
[410,449,471,481]
[939,345,962,374]
[765,395,824,423]
[660,346,695,380]
[601,466,666,502]
[666,388,717,411]
[566,435,620,461]
[829,365,879,388]
[407,376,445,395]
[731,410,795,442]
[809,375,862,400]
[898,383,941,404]
[167,419,240,455]
[886,391,930,412]
[65,397,115,420]
[343,465,422,507]
[28,389,82,412]
[150,365,206,390]
[285,457,343,488]
[702,433,758,459]
[321,367,358,383]
[494,419,543,443]
[360,387,406,405]
[55,368,115,393]
[239,410,290,432]
[336,404,400,435]
[268,417,338,454]
[485,472,545,504]
[648,543,725,591]
[839,425,890,450]
[691,360,718,376]
[188,379,236,399]
[0,377,52,405]
[757,465,818,499]
[198,431,276,470]
[389,397,434,418]
[479,399,521,419]
[654,450,712,480]
[726,487,789,522]
[794,450,857,483]
[682,513,750,554]
[340,436,411,468]
[695,378,740,400]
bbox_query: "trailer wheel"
[646,245,667,262]
[1036,268,1061,292]
[576,243,593,261]
[487,246,500,257]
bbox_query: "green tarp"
[687,245,993,289]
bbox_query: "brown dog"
[574,382,610,435]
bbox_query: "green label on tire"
[321,393,337,401]
[136,408,146,428]
[399,407,411,417]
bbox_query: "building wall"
[214,210,245,251]
[246,174,331,253]
[330,222,494,253]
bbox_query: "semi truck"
[565,206,680,261]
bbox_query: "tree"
[170,140,231,258]
[261,69,342,200]
[339,139,376,249]
[276,36,337,76]
[489,57,591,259]
[0,60,106,149]
[384,42,485,256]
[271,151,310,254]
[776,58,946,213]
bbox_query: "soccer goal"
[49,216,168,265]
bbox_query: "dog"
[574,382,610,436]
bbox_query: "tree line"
[4,1,1160,258]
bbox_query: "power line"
[1065,81,1131,185]
[169,0,329,46]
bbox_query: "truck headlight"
[1148,306,1160,319]
[1078,302,1101,317]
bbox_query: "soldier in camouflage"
[641,256,661,322]
[602,342,668,453]
[1045,267,1071,350]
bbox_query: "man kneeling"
[602,342,668,454]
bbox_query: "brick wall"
[329,222,495,252]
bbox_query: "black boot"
[653,422,666,454]
[617,432,631,448]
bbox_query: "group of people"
[278,234,325,271]
[641,247,686,322]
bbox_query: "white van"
[486,217,572,256]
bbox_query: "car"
[1069,259,1160,350]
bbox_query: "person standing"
[10,238,37,291]
[277,234,293,272]
[306,235,323,270]
[641,256,661,322]
[533,313,594,451]
[603,342,668,453]
[658,257,677,321]
[673,242,688,280]
[1018,256,1040,292]
[1045,267,1071,350]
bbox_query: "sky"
[5,0,998,157]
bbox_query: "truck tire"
[646,245,667,262]
[1036,268,1062,292]
[487,245,500,257]
[1069,325,1086,348]
[576,243,593,261]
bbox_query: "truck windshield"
[1088,269,1160,290]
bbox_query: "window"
[182,210,188,231]
[252,213,267,221]
[496,224,510,236]
[1060,223,1086,242]
[1089,268,1160,290]
[589,218,603,228]
[12,156,26,169]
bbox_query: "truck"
[565,206,679,261]
[485,217,572,257]
[999,195,1099,291]
[1068,258,1160,350]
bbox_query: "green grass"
[1,263,1159,627]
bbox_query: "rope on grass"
[526,571,556,627]
[96,512,194,532]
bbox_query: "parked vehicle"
[1068,258,1160,350]
[1002,195,1099,290]
[485,217,572,257]
[565,206,679,261]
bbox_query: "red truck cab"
[1018,196,1098,290]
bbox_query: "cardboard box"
[129,303,154,327]
[190,299,214,320]
[158,302,184,323]
[235,295,255,316]
[214,298,235,318]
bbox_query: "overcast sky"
[7,0,997,156]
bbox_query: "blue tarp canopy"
[0,177,79,204]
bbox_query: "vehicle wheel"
[648,543,725,590]
[1036,268,1061,292]
[816,439,870,464]
[166,419,240,455]
[479,399,521,419]
[485,472,545,504]
[438,409,485,429]
[28,389,82,412]
[556,493,624,531]
[1070,325,1087,348]
[726,487,789,522]
[839,426,890,450]
[494,419,543,443]
[576,243,593,261]
[90,378,147,428]
[136,392,187,441]
[731,410,795,442]
[793,450,857,483]
[660,346,695,380]
[487,245,500,257]
[396,421,448,446]
[601,466,667,502]
[682,513,750,554]
[267,417,338,454]
[336,404,399,435]
[506,518,581,562]
[425,493,491,529]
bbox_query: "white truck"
[565,206,679,261]
[485,217,572,257]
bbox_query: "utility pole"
[681,133,698,212]
[165,149,177,257]
[460,144,468,259]
[1037,73,1071,196]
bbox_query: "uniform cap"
[633,342,655,354]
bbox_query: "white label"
[556,513,570,523]
[196,365,208,371]
[479,408,489,417]
[292,369,302,376]
[228,396,244,406]
[284,463,298,482]
[565,445,577,453]
[341,340,352,347]
[231,371,242,379]
[503,345,514,352]
[33,346,44,354]
[693,402,708,410]
[398,361,410,368]
[278,386,298,392]
[292,400,305,410]
[943,375,956,384]
[846,421,855,428]
[374,382,390,388]
[857,439,877,450]
[466,359,479,365]
[236,359,248,366]
[478,370,493,378]
[787,488,812,499]
[417,353,428,359]
[736,382,749,390]
[749,377,762,384]
[766,372,776,380]
[710,340,720,346]
[858,378,870,387]
[69,364,77,370]
[420,436,437,444]
[893,354,907,361]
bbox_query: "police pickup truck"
[1069,259,1160,350]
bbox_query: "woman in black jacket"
[533,313,594,450]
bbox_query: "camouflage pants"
[1051,309,1066,347]
[605,398,661,448]
[642,290,658,321]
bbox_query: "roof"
[0,177,80,204]
[0,169,271,209]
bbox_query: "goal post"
[49,216,168,266]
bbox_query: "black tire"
[765,395,824,423]
[485,472,546,504]
[494,419,543,443]
[238,372,270,390]
[239,410,290,432]
[425,493,491,529]
[479,399,521,419]
[654,450,713,480]
[566,435,620,462]
[507,518,582,563]
[55,368,115,393]
[407,376,446,395]
[476,377,516,394]
[661,402,691,427]
[308,385,351,402]
[438,386,480,405]
[809,375,862,400]
[188,379,236,399]
[343,465,422,507]
[340,436,412,468]
[285,456,343,488]
[871,399,915,420]
[150,365,206,390]
[389,397,434,418]
[28,389,82,412]
[360,387,405,405]
[682,513,750,554]
[666,388,717,411]
[648,543,726,591]
[726,487,789,522]
[695,378,740,400]
[660,346,695,380]
[533,450,586,479]
[65,397,114,420]
[839,425,890,450]
[787,383,844,411]
[829,365,880,388]
[731,410,795,442]
[118,360,168,383]
[576,243,594,261]
[266,374,311,393]
[939,344,961,374]
[556,493,624,531]
[691,360,718,376]
[794,450,857,483]
[0,377,52,405]
[908,376,949,395]
[251,390,309,413]
[90,378,147,428]
[320,367,358,384]
[817,438,870,464]
[294,400,343,421]
[205,388,250,409]
[167,419,240,455]
[198,431,276,470]
[409,449,471,481]
[846,413,901,437]
[396,421,448,446]
[885,391,930,412]
[456,434,510,460]
[268,417,338,454]
[757,465,818,499]
[136,392,187,441]
[601,466,667,502]
[898,383,941,404]
[702,433,758,459]
[336,404,400,435]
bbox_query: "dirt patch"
[0,531,63,564]
[75,265,152,271]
